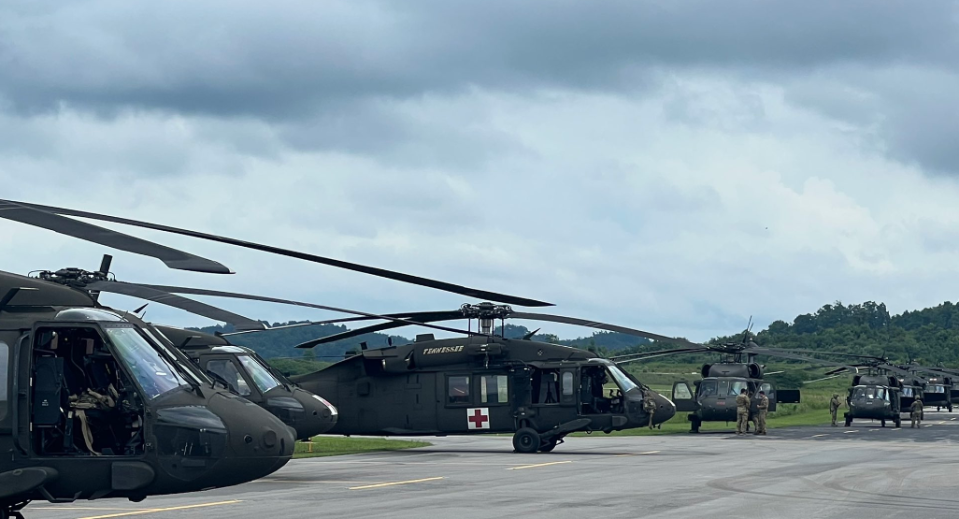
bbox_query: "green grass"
[294,436,432,458]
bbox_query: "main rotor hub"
[35,267,109,289]
[460,302,513,335]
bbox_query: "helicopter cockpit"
[30,308,198,457]
[204,346,282,397]
[579,363,638,415]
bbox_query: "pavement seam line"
[349,477,444,490]
[76,500,241,519]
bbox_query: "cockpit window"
[729,380,749,396]
[207,359,251,396]
[929,384,945,393]
[699,379,718,397]
[606,365,638,393]
[0,342,8,421]
[852,386,888,401]
[105,325,188,399]
[237,355,281,394]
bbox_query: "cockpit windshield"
[606,365,639,393]
[237,355,281,394]
[928,384,946,393]
[851,386,889,401]
[104,325,189,399]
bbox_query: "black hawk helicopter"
[608,327,815,433]
[152,324,339,440]
[0,269,297,519]
[289,302,677,453]
[0,199,553,515]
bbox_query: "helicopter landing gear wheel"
[949,403,954,412]
[844,416,852,427]
[881,420,886,427]
[894,416,902,428]
[513,428,541,454]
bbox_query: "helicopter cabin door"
[437,372,509,434]
[757,382,778,413]
[671,381,697,413]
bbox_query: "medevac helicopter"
[289,302,677,452]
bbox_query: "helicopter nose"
[206,393,296,487]
[651,392,677,424]
[286,389,339,440]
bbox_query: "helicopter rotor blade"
[97,283,486,343]
[86,280,266,331]
[611,348,709,365]
[294,311,466,348]
[0,200,232,274]
[0,199,552,307]
[508,312,703,348]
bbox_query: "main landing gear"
[512,428,566,453]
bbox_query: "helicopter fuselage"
[292,335,676,452]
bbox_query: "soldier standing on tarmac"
[829,393,843,427]
[643,391,657,429]
[911,397,924,428]
[754,390,769,435]
[735,388,751,435]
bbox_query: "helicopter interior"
[30,326,152,457]
[850,386,891,402]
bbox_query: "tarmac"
[23,411,959,519]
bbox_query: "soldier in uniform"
[735,388,750,435]
[643,391,657,429]
[910,397,924,428]
[829,393,842,427]
[754,390,769,435]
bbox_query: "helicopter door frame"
[671,381,697,413]
[757,382,777,413]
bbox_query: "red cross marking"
[468,409,489,428]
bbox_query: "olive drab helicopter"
[0,269,297,519]
[609,329,814,433]
[0,199,555,515]
[150,324,339,440]
[289,302,677,453]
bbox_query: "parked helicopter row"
[1,199,953,518]
[0,199,681,518]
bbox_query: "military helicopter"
[289,302,677,453]
[0,199,554,515]
[150,325,339,440]
[608,328,813,433]
[0,269,297,519]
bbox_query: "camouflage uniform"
[754,393,769,435]
[735,392,751,435]
[910,399,923,428]
[643,395,656,429]
[829,394,842,427]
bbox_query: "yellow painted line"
[77,500,241,519]
[509,460,573,470]
[349,477,444,490]
[810,434,828,438]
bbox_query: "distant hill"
[194,300,959,367]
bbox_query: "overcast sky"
[2,1,958,342]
